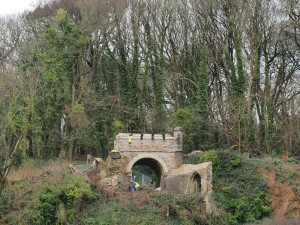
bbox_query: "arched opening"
[131,158,163,188]
[189,173,201,194]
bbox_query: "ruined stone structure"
[103,127,212,196]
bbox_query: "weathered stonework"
[165,162,212,195]
[104,127,213,197]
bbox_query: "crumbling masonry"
[99,127,212,196]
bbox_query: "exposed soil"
[258,161,300,219]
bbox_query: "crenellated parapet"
[114,128,183,153]
[103,127,212,200]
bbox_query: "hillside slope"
[1,153,300,225]
[257,158,300,218]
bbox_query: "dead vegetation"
[7,160,69,181]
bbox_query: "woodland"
[0,0,300,188]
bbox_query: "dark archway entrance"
[131,158,163,188]
[189,173,201,194]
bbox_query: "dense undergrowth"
[0,151,277,225]
[186,150,272,224]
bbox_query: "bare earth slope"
[258,159,300,219]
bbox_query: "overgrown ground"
[256,157,300,219]
[1,151,300,225]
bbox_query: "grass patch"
[7,159,70,181]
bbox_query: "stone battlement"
[114,127,183,154]
[102,127,212,200]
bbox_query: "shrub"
[287,157,299,164]
[212,150,271,224]
[29,176,95,224]
[288,173,297,179]
[60,176,95,222]
[62,176,95,208]
[82,217,97,225]
[200,150,220,172]
[229,155,242,168]
[31,185,61,225]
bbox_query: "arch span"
[126,153,169,174]
[188,172,201,194]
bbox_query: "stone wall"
[114,134,182,153]
[102,127,213,196]
[122,152,183,172]
[164,162,213,194]
[114,127,184,172]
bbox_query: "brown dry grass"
[98,183,151,209]
[7,160,70,181]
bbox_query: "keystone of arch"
[126,153,169,173]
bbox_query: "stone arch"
[188,172,201,194]
[126,153,168,174]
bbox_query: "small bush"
[287,157,299,164]
[62,176,94,204]
[200,150,220,172]
[288,173,297,179]
[29,176,95,224]
[32,185,61,225]
[292,186,298,193]
[61,176,95,221]
[82,217,97,225]
[229,155,242,168]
